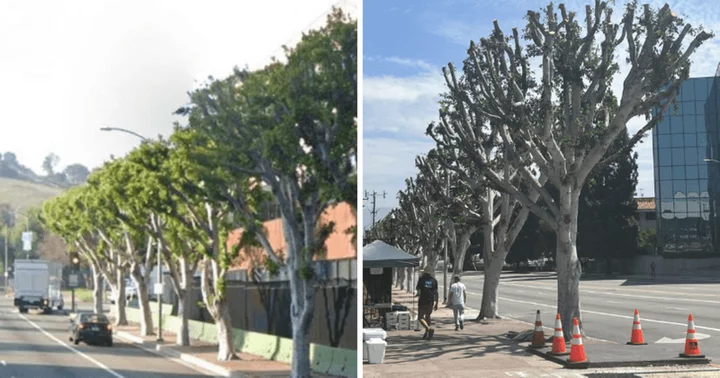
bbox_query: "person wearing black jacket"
[416,266,438,340]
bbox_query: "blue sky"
[362,0,720,229]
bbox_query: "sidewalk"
[115,322,340,378]
[362,287,720,378]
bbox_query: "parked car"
[68,312,113,346]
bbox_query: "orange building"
[227,202,357,273]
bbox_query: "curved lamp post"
[100,127,148,141]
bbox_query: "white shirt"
[449,282,466,306]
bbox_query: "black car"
[68,313,113,346]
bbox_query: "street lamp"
[101,126,164,342]
[71,256,79,313]
[100,127,148,141]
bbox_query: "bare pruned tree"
[438,0,712,337]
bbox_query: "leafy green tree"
[86,157,159,333]
[174,8,356,374]
[41,187,107,314]
[129,135,233,354]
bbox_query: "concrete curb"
[115,331,244,377]
[115,331,145,345]
[526,346,713,369]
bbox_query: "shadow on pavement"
[382,325,530,364]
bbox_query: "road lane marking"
[495,296,720,333]
[606,301,621,304]
[656,333,711,343]
[505,280,720,298]
[668,307,689,311]
[18,313,125,378]
[503,282,720,305]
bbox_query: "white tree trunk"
[556,185,582,340]
[176,286,191,347]
[91,264,103,314]
[214,299,235,361]
[199,257,237,361]
[478,251,505,320]
[425,253,439,273]
[175,259,194,347]
[114,271,128,326]
[289,267,315,378]
[452,229,475,275]
[129,264,154,336]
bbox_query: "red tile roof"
[635,197,655,211]
[228,202,357,270]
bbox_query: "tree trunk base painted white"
[290,326,311,378]
[176,290,191,347]
[131,271,154,336]
[477,257,504,320]
[214,301,238,361]
[92,267,103,314]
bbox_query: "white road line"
[18,313,125,378]
[503,282,720,305]
[496,296,720,333]
[668,307,689,311]
[606,301,621,304]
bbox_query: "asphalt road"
[438,271,720,355]
[0,295,212,378]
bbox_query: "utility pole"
[443,170,450,304]
[363,190,386,229]
[4,226,7,288]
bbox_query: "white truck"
[13,259,64,314]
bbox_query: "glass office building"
[653,74,720,255]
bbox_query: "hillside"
[0,177,65,210]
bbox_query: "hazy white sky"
[0,0,353,174]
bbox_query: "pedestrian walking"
[448,275,466,331]
[416,266,438,340]
[650,261,656,278]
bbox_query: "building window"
[646,212,657,221]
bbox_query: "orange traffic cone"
[550,313,569,356]
[679,314,705,358]
[529,310,546,348]
[627,309,647,345]
[568,317,588,365]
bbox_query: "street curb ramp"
[526,346,712,369]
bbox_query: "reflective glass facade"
[653,76,720,255]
